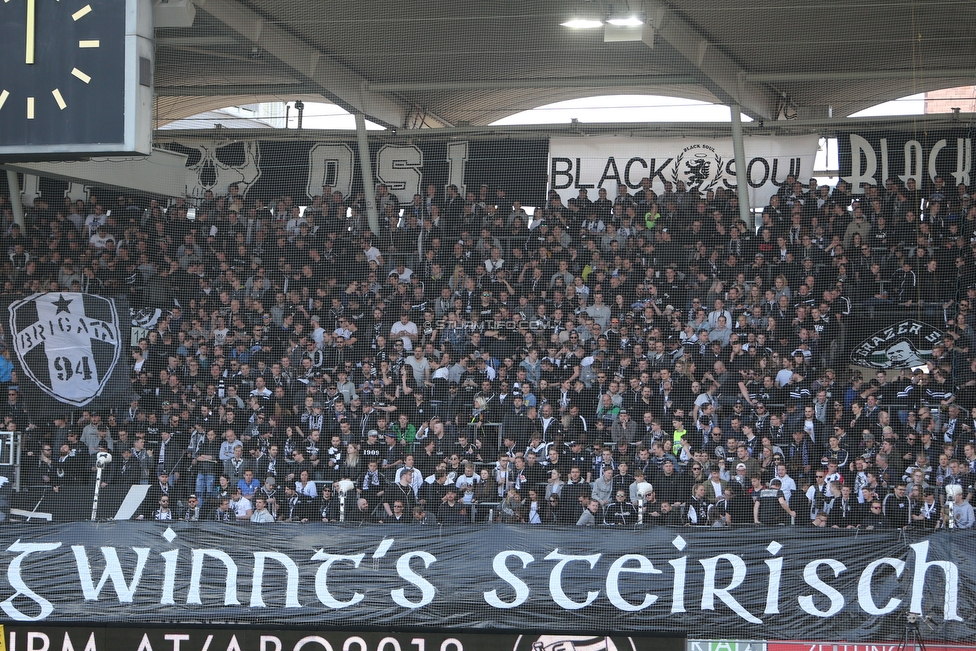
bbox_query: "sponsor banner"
[688,641,766,651]
[769,644,976,651]
[0,523,973,642]
[837,130,974,196]
[3,293,131,410]
[848,317,945,369]
[0,627,683,651]
[161,139,549,207]
[548,135,819,208]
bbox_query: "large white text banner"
[549,135,820,210]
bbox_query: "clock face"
[0,0,126,149]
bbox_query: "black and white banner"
[0,626,682,651]
[3,293,132,412]
[848,316,945,370]
[838,130,974,196]
[161,140,549,207]
[0,523,973,642]
[548,136,819,208]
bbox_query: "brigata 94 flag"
[4,292,131,411]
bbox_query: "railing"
[0,430,23,491]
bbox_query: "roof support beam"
[746,69,976,83]
[155,83,320,97]
[157,111,976,143]
[368,75,700,92]
[644,0,780,119]
[198,0,408,128]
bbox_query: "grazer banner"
[161,139,549,207]
[0,524,973,643]
[837,130,974,196]
[847,315,945,369]
[2,293,132,412]
[548,135,819,208]
[0,626,684,651]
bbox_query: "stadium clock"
[0,0,154,159]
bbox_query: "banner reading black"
[0,523,972,643]
[836,130,973,197]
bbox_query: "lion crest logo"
[671,144,725,194]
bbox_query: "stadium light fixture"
[606,14,644,26]
[561,17,604,29]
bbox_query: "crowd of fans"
[3,170,976,528]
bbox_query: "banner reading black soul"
[837,130,974,197]
[2,293,132,413]
[0,523,973,642]
[0,626,684,651]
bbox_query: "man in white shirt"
[229,487,253,520]
[88,225,115,250]
[362,238,384,266]
[775,463,797,502]
[395,456,425,494]
[390,313,419,351]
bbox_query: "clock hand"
[26,0,35,64]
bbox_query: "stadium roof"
[150,0,976,129]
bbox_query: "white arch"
[155,96,383,130]
[489,94,750,126]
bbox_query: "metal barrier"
[0,430,22,490]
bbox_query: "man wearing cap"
[911,487,940,529]
[257,476,278,515]
[436,486,468,525]
[381,431,404,471]
[362,430,384,464]
[182,494,203,521]
[754,478,796,525]
[141,471,172,519]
